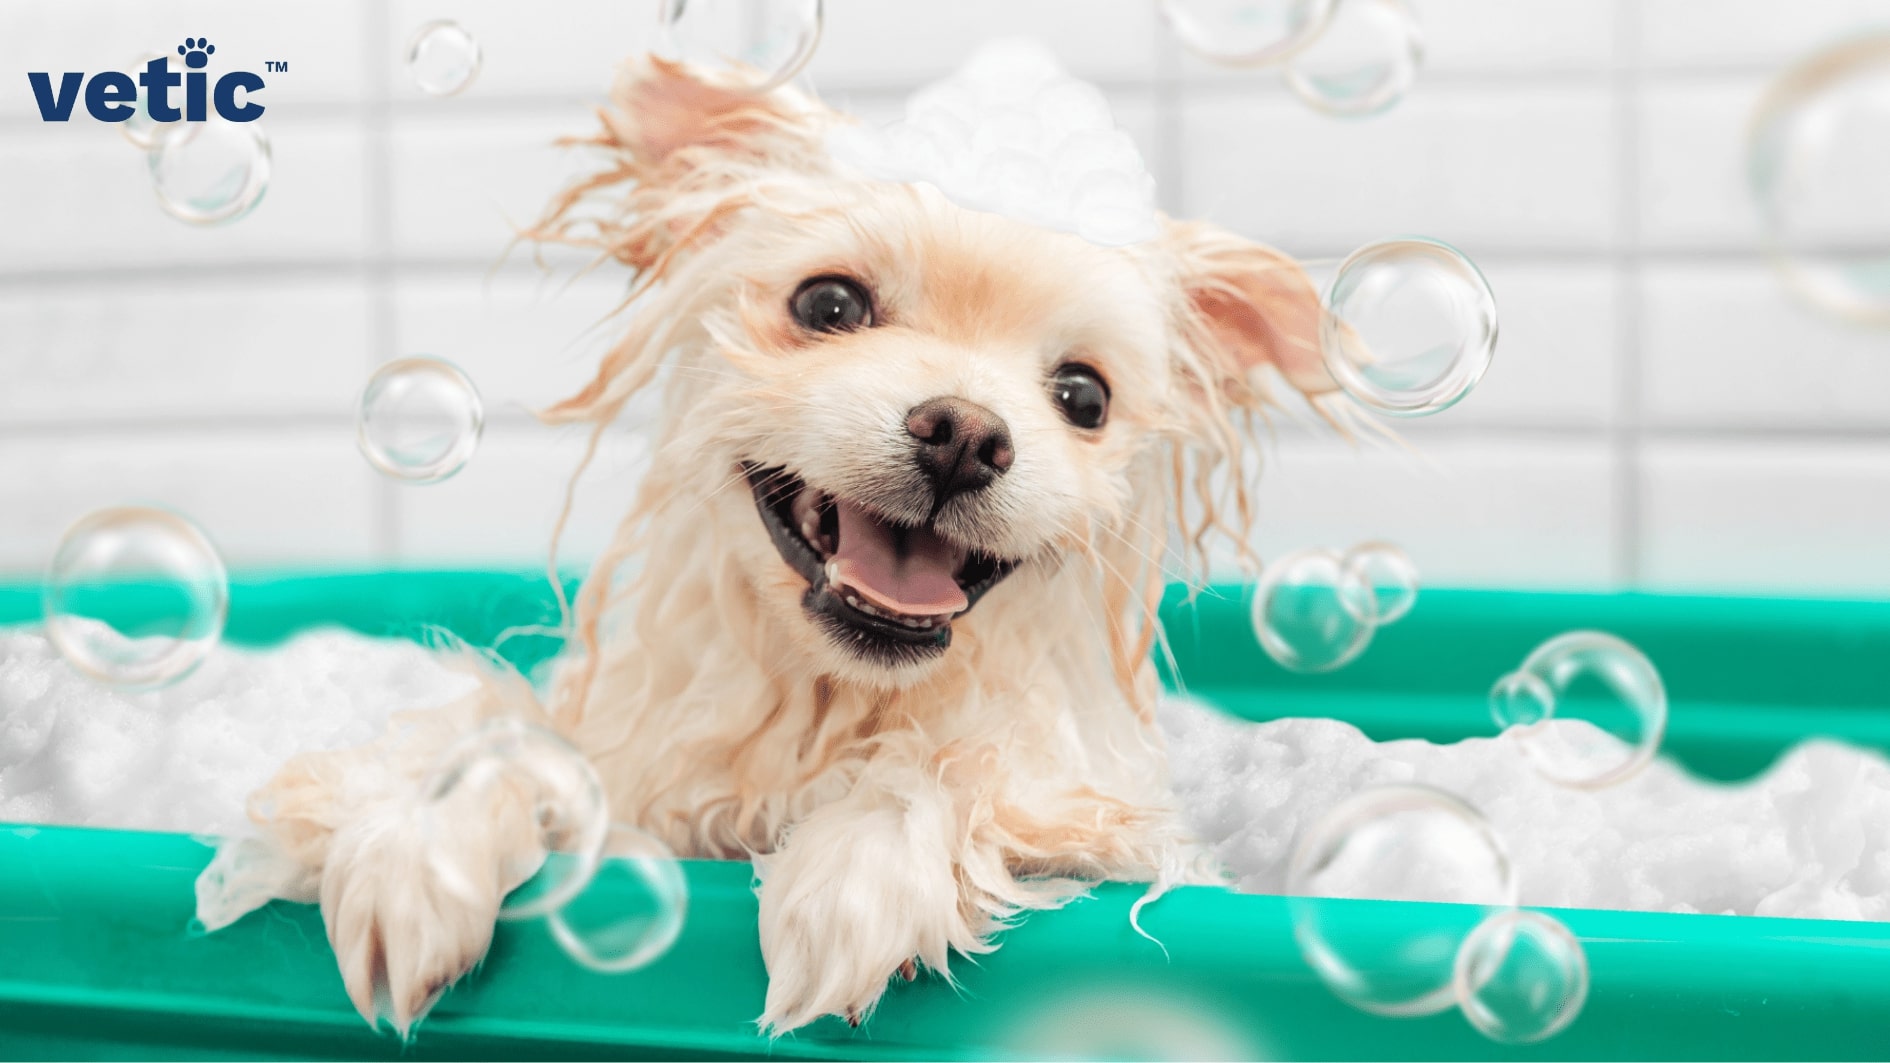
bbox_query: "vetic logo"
[27,37,269,124]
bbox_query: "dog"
[193,47,1351,1037]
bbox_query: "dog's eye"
[791,276,873,334]
[1050,364,1109,430]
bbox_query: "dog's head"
[535,57,1345,689]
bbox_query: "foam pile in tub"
[4,625,1889,922]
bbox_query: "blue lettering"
[84,71,136,121]
[140,58,181,122]
[26,72,82,121]
[212,71,264,121]
[185,70,207,122]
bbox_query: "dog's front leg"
[196,688,548,1036]
[754,762,977,1035]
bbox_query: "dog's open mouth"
[745,463,1016,659]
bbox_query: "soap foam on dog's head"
[826,38,1159,246]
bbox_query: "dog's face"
[703,185,1175,681]
[537,58,1336,691]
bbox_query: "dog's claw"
[898,959,917,981]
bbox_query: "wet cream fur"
[194,56,1354,1037]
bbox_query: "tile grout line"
[1610,0,1645,588]
[364,2,401,561]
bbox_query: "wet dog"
[195,51,1350,1036]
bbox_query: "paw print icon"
[179,37,215,69]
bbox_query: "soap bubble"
[1454,910,1590,1044]
[1284,0,1424,118]
[1321,237,1497,417]
[1286,784,1517,1017]
[1748,34,1890,324]
[661,0,823,93]
[547,823,688,973]
[1495,632,1667,790]
[1488,669,1554,730]
[147,119,271,226]
[1339,541,1417,625]
[42,506,229,691]
[1161,0,1336,68]
[356,356,484,484]
[422,718,610,921]
[1252,548,1376,673]
[406,20,482,96]
[121,53,188,152]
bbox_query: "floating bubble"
[1321,237,1497,417]
[1339,541,1418,625]
[121,53,189,152]
[1284,0,1424,118]
[1488,669,1554,730]
[1497,631,1666,790]
[1160,0,1336,68]
[356,356,484,484]
[147,118,271,226]
[1252,548,1376,673]
[661,0,823,93]
[1454,910,1590,1044]
[42,507,229,691]
[422,718,609,921]
[547,823,688,973]
[1286,784,1517,1017]
[406,20,482,96]
[1749,34,1890,324]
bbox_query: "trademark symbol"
[265,60,288,73]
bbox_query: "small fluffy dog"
[196,49,1349,1036]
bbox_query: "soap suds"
[5,625,1887,924]
[826,38,1160,246]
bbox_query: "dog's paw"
[754,807,969,1036]
[319,802,526,1036]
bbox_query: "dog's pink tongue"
[830,502,968,617]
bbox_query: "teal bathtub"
[3,572,1890,1060]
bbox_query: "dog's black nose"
[906,396,1013,502]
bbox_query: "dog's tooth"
[824,560,839,585]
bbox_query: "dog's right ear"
[529,55,836,276]
[531,58,838,424]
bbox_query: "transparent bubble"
[1749,34,1890,324]
[406,20,482,96]
[1488,669,1554,730]
[1252,548,1376,673]
[1286,784,1517,1017]
[147,119,271,226]
[1161,0,1336,68]
[1284,0,1424,118]
[547,823,688,973]
[356,356,484,484]
[1498,632,1666,791]
[121,54,189,152]
[1454,910,1590,1044]
[422,718,609,921]
[42,507,229,691]
[1339,541,1418,625]
[1321,237,1497,417]
[660,0,823,94]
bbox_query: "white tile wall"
[2,2,1887,596]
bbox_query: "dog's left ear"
[1162,218,1338,412]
